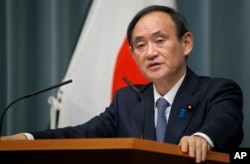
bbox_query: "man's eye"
[136,44,145,49]
[156,39,165,44]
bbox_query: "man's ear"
[182,32,193,56]
[129,46,135,59]
[129,46,134,55]
[129,46,139,66]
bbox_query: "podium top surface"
[0,138,229,163]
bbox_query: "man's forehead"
[133,12,173,31]
[133,30,167,41]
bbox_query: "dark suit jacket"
[32,67,244,153]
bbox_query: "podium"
[0,138,229,163]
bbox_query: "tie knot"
[156,98,169,114]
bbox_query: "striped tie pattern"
[156,97,169,142]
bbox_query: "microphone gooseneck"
[0,79,73,135]
[122,77,145,139]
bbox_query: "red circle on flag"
[111,38,149,99]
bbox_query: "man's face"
[130,11,192,83]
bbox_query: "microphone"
[0,79,73,135]
[122,77,145,139]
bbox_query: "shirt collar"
[153,71,186,107]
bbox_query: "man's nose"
[146,43,158,59]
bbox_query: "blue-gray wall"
[0,0,91,134]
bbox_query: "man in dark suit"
[1,5,243,163]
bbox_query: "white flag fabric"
[50,0,176,128]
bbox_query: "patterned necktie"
[156,97,169,142]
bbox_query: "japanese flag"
[49,0,176,128]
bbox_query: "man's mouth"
[147,62,162,69]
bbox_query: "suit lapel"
[132,84,155,140]
[165,91,199,143]
[143,92,155,140]
[165,68,200,144]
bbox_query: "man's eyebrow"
[133,30,167,44]
[134,36,144,43]
[152,30,166,36]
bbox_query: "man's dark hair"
[127,5,189,49]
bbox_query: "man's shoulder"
[186,68,242,94]
[199,76,241,89]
